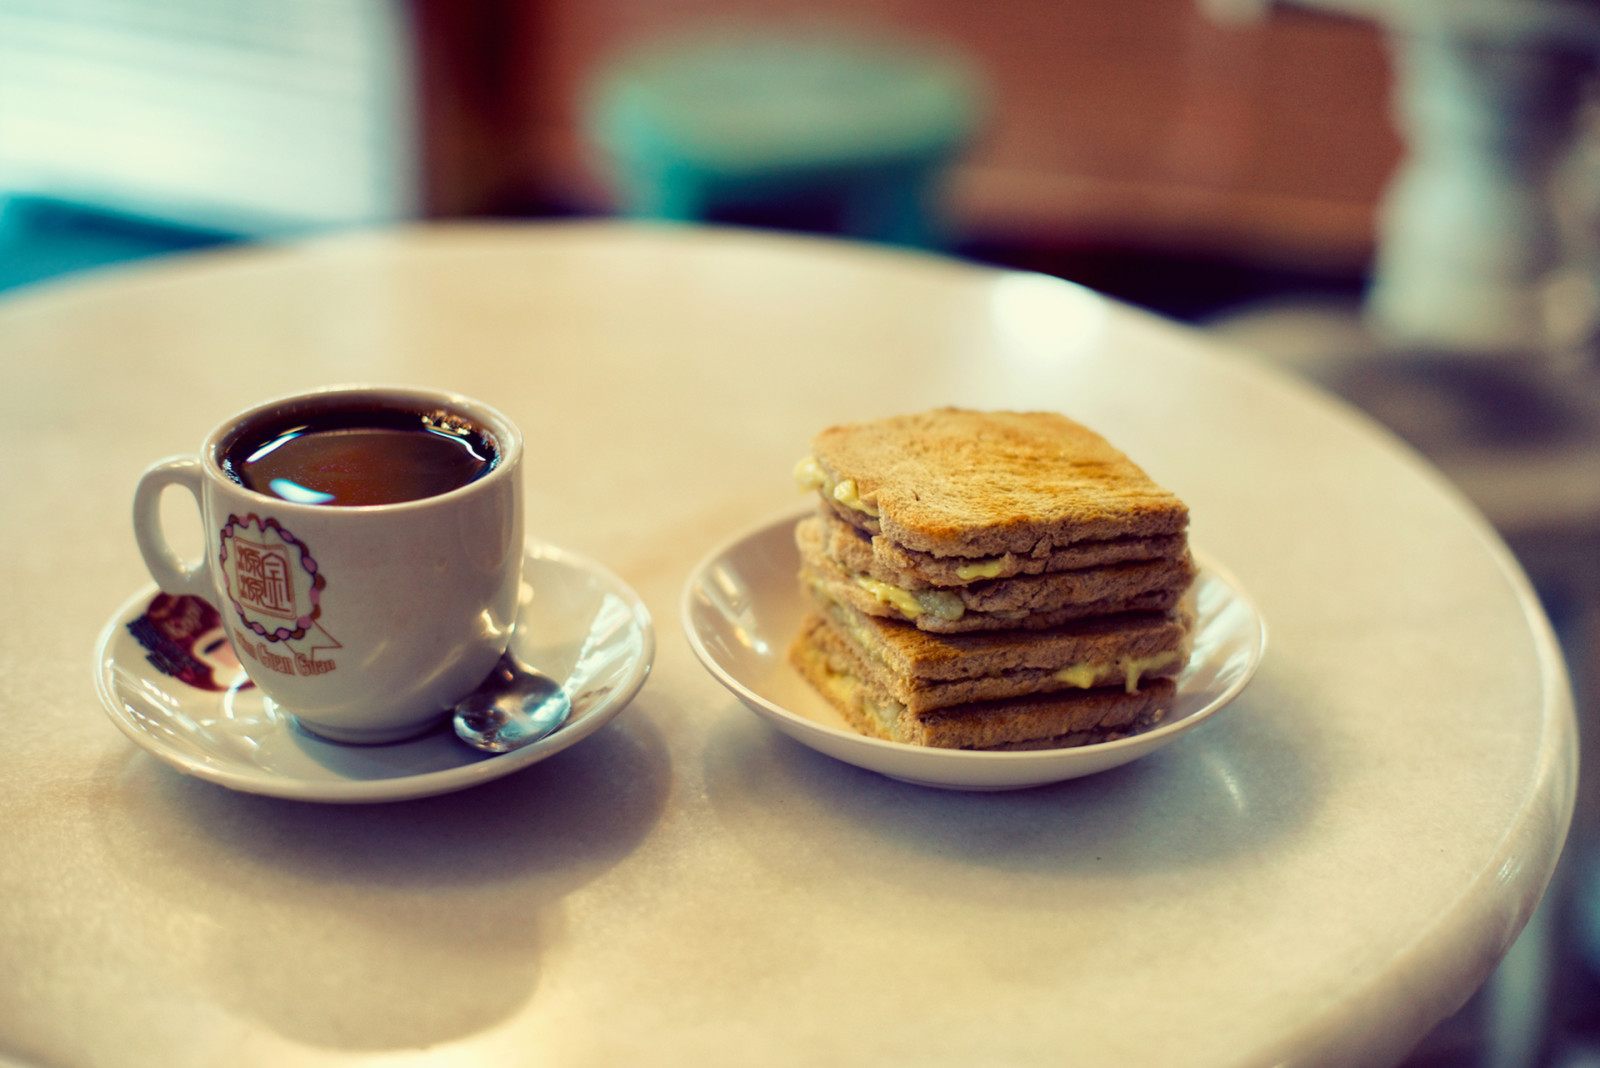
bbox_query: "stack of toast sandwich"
[788,408,1195,750]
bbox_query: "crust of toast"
[809,409,1187,557]
[789,614,1174,749]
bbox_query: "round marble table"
[0,223,1575,1067]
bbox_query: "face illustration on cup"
[133,385,525,744]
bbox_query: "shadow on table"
[90,710,670,1052]
[700,673,1320,907]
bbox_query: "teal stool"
[582,30,983,247]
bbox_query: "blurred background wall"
[414,0,1398,299]
[0,0,1402,308]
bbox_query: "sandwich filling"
[853,574,965,621]
[794,456,879,518]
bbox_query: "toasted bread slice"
[801,409,1187,557]
[789,614,1174,749]
[801,565,1186,633]
[811,589,1190,713]
[798,515,1193,632]
[813,506,1187,590]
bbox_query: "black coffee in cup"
[220,404,499,506]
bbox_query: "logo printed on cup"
[220,514,325,636]
[217,513,342,679]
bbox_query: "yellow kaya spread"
[810,645,905,739]
[853,575,965,621]
[1053,650,1181,693]
[955,558,1007,580]
[1054,663,1100,689]
[795,456,879,518]
[798,459,1022,582]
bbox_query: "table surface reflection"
[0,222,1575,1067]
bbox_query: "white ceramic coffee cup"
[132,385,524,744]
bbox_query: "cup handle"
[133,456,213,600]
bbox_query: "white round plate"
[682,511,1265,790]
[95,541,654,803]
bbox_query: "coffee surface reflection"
[222,406,497,507]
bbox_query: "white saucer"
[682,511,1266,791]
[95,541,654,803]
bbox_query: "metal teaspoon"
[452,653,572,753]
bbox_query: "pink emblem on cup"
[218,514,324,643]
